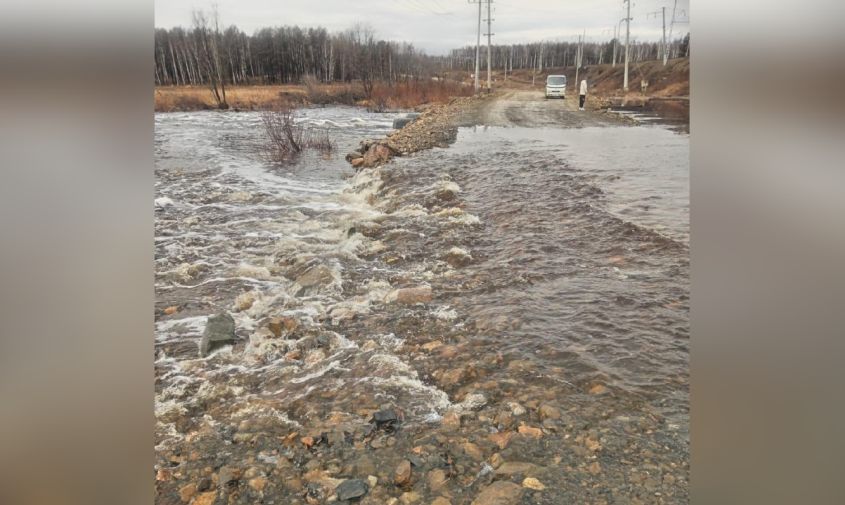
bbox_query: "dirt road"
[462,89,631,128]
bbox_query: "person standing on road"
[579,79,588,111]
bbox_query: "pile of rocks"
[345,96,484,169]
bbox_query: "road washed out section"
[155,108,689,504]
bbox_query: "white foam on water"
[290,360,342,384]
[432,306,458,321]
[155,196,176,208]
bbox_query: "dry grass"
[368,80,474,111]
[155,79,474,112]
[155,85,307,112]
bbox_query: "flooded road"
[155,102,688,504]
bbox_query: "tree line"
[446,34,690,74]
[154,9,689,108]
[154,10,443,107]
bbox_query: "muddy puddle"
[155,110,689,505]
[610,98,689,133]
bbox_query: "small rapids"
[155,109,689,504]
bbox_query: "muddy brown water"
[155,107,688,504]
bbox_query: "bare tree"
[192,8,228,109]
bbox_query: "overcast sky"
[155,0,689,55]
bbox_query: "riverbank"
[154,80,474,113]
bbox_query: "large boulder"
[199,312,236,357]
[361,143,395,168]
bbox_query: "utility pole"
[667,0,678,62]
[574,33,583,95]
[662,7,668,65]
[469,0,482,92]
[486,0,493,91]
[623,0,632,91]
[612,25,617,68]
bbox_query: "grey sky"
[155,0,689,55]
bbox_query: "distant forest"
[154,10,690,89]
[447,34,689,74]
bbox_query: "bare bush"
[261,106,303,162]
[261,105,335,164]
[305,129,336,153]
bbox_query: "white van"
[545,75,567,99]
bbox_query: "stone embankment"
[345,95,487,169]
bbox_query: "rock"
[301,436,315,448]
[434,182,460,202]
[431,498,452,505]
[441,410,461,428]
[538,404,561,421]
[388,286,433,305]
[494,462,538,477]
[587,462,602,475]
[461,442,484,461]
[393,117,415,129]
[488,431,513,449]
[401,491,421,504]
[489,453,504,469]
[336,479,369,501]
[293,264,336,296]
[421,340,443,352]
[192,492,218,505]
[427,469,448,491]
[471,481,524,505]
[395,459,412,486]
[588,384,608,395]
[522,477,545,490]
[372,408,399,424]
[178,483,197,502]
[352,157,365,168]
[234,291,256,311]
[367,475,379,488]
[444,247,472,268]
[164,305,179,315]
[507,402,526,416]
[459,393,487,411]
[371,408,401,432]
[517,425,543,438]
[361,143,395,167]
[285,349,302,360]
[249,476,268,492]
[345,151,364,162]
[199,312,236,357]
[268,316,298,337]
[197,478,212,492]
[218,466,241,488]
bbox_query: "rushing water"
[155,108,689,504]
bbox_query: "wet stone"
[199,312,236,357]
[293,264,336,295]
[471,481,524,505]
[394,459,412,486]
[494,461,538,477]
[336,479,369,501]
[371,408,401,431]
